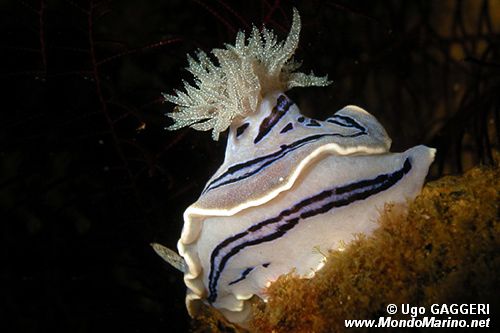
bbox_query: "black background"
[2,0,498,332]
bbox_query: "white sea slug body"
[155,9,435,326]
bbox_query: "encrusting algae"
[191,161,499,332]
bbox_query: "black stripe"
[254,95,293,144]
[280,123,294,133]
[228,267,254,286]
[203,130,366,194]
[327,115,365,132]
[206,158,412,303]
[307,119,321,127]
[236,123,249,137]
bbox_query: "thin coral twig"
[39,0,47,73]
[19,0,38,13]
[193,0,236,34]
[65,0,89,14]
[261,0,280,26]
[96,38,182,66]
[217,0,250,29]
[87,0,134,184]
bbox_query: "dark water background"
[2,0,499,332]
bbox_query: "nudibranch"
[155,9,435,325]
